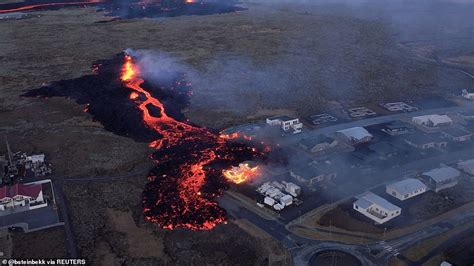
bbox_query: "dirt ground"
[11,227,67,258]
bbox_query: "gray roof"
[359,192,400,212]
[338,127,372,140]
[385,121,414,130]
[268,115,298,122]
[354,198,373,209]
[387,178,427,195]
[443,127,472,138]
[422,166,461,183]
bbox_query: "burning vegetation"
[24,52,265,230]
[0,0,243,18]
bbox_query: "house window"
[355,205,358,209]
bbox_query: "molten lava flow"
[120,54,261,230]
[0,0,105,14]
[222,162,259,184]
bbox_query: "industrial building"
[257,181,301,211]
[461,88,474,99]
[380,121,415,136]
[441,127,472,142]
[404,133,447,149]
[266,115,303,134]
[298,135,338,153]
[457,159,474,175]
[0,183,45,211]
[337,127,373,145]
[412,114,453,128]
[386,178,428,201]
[421,166,460,192]
[353,192,401,224]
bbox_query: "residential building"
[461,89,474,99]
[299,135,338,153]
[458,110,474,121]
[442,127,472,142]
[289,165,336,185]
[0,183,44,211]
[404,133,447,149]
[381,121,415,136]
[457,159,474,175]
[266,115,303,134]
[353,192,401,224]
[421,166,460,192]
[337,127,373,145]
[412,114,453,127]
[386,178,428,201]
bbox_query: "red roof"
[0,184,42,199]
[0,186,7,200]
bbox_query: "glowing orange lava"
[0,0,105,14]
[121,54,229,230]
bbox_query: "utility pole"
[5,136,13,166]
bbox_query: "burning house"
[222,161,259,184]
[368,142,399,159]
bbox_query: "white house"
[337,127,373,145]
[386,178,428,201]
[412,114,452,127]
[0,183,44,211]
[353,192,401,224]
[266,115,303,134]
[421,166,460,192]
[461,89,474,99]
[457,159,474,175]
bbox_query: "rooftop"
[413,114,452,124]
[384,121,414,130]
[422,166,460,183]
[290,165,322,179]
[387,178,427,195]
[359,192,400,212]
[443,127,472,138]
[354,198,373,209]
[0,183,42,200]
[338,127,372,140]
[267,115,298,122]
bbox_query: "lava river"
[121,55,260,230]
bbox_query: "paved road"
[295,104,474,142]
[222,188,474,265]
